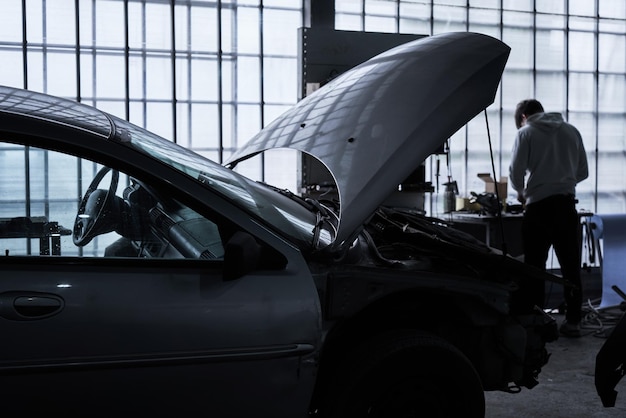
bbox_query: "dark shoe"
[560,320,581,338]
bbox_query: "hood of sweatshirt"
[526,112,564,133]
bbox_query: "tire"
[322,330,485,418]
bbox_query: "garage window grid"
[337,0,626,216]
[0,0,303,255]
[1,0,626,256]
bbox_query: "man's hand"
[517,192,526,205]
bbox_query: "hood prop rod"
[484,110,507,257]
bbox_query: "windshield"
[110,115,334,249]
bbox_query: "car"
[0,32,559,417]
[596,308,626,408]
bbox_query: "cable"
[483,110,507,256]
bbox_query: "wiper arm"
[258,182,314,209]
[306,197,338,248]
[256,181,337,248]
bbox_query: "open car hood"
[227,32,510,247]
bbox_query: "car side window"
[0,144,224,259]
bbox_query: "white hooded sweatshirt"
[509,112,588,205]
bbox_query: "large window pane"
[599,33,625,73]
[399,3,431,35]
[264,0,297,7]
[468,9,500,37]
[0,0,23,43]
[536,72,566,111]
[567,112,596,155]
[146,102,174,140]
[26,51,44,92]
[237,7,260,54]
[145,3,171,51]
[501,71,534,108]
[600,0,626,19]
[263,57,297,103]
[569,15,595,32]
[26,1,44,44]
[569,31,596,72]
[501,109,518,154]
[502,16,534,70]
[47,52,77,98]
[188,7,218,52]
[190,58,218,101]
[221,103,235,155]
[94,0,125,48]
[176,103,191,148]
[599,74,626,112]
[236,104,262,146]
[536,29,566,70]
[78,53,95,99]
[128,2,145,50]
[598,114,626,152]
[336,0,362,14]
[0,148,26,212]
[0,50,25,88]
[146,56,172,100]
[536,1,565,15]
[502,0,532,12]
[336,13,362,31]
[596,150,626,213]
[365,0,397,16]
[262,148,298,192]
[471,0,500,9]
[96,54,126,99]
[222,60,235,103]
[175,58,190,101]
[365,15,397,32]
[570,1,596,17]
[433,5,468,33]
[569,73,595,112]
[128,55,145,100]
[221,7,234,54]
[237,57,261,102]
[191,103,220,148]
[47,1,76,45]
[263,8,301,55]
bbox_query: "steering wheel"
[73,166,120,246]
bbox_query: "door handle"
[0,292,65,320]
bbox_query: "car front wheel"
[322,330,485,418]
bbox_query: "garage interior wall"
[0,0,625,217]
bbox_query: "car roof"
[0,86,112,139]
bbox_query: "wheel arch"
[312,325,486,417]
[310,288,507,413]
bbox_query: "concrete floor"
[485,311,626,417]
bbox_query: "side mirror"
[223,231,261,281]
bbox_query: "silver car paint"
[227,32,510,247]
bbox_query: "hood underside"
[227,32,510,247]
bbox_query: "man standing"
[509,99,589,337]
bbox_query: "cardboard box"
[477,173,508,198]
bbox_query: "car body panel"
[596,311,626,407]
[0,32,559,417]
[227,32,510,246]
[0,100,323,415]
[0,257,319,416]
[0,85,112,138]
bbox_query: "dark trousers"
[522,194,582,323]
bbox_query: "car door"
[0,143,322,417]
